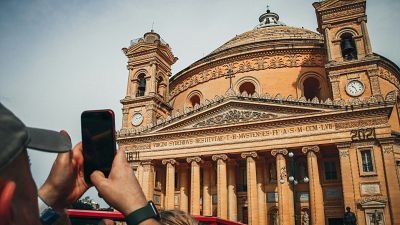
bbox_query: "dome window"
[239,82,256,96]
[190,95,201,107]
[137,73,146,97]
[340,33,358,61]
[303,77,320,100]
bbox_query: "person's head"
[0,103,72,225]
[346,207,351,212]
[159,210,198,225]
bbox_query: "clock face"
[346,80,365,97]
[131,113,143,126]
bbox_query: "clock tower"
[120,31,177,130]
[314,0,381,101]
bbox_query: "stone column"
[337,143,357,211]
[227,159,238,221]
[148,61,157,95]
[324,28,333,62]
[380,140,400,224]
[141,161,155,201]
[202,162,213,216]
[187,157,202,215]
[256,158,267,225]
[302,146,325,225]
[136,163,144,187]
[329,74,341,100]
[162,159,176,210]
[368,69,382,96]
[241,152,259,225]
[271,149,294,225]
[212,154,228,219]
[361,19,373,56]
[179,164,189,212]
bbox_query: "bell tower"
[314,0,381,100]
[121,31,177,130]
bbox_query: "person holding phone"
[0,103,161,225]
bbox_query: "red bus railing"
[67,209,246,225]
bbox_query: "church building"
[117,0,400,224]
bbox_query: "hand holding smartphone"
[81,110,117,184]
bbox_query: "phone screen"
[81,110,116,184]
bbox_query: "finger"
[72,143,84,164]
[90,170,106,187]
[59,130,71,142]
[112,149,128,169]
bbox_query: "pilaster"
[141,161,155,201]
[212,154,228,219]
[379,139,400,224]
[241,152,259,225]
[202,161,213,216]
[337,142,357,212]
[302,146,325,225]
[187,157,202,215]
[162,159,177,210]
[271,149,294,225]
[227,159,238,221]
[179,164,189,212]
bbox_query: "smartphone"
[81,109,116,184]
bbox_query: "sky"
[0,0,399,208]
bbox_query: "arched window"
[340,33,357,61]
[303,77,320,100]
[190,95,200,107]
[137,73,146,97]
[239,82,256,95]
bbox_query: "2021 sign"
[350,128,376,141]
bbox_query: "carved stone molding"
[170,53,325,98]
[193,109,278,128]
[358,196,387,206]
[302,145,320,154]
[141,160,154,171]
[241,151,258,159]
[162,159,177,165]
[186,156,202,164]
[212,154,228,161]
[339,149,350,158]
[271,149,288,157]
[352,141,376,148]
[336,142,351,150]
[382,145,394,154]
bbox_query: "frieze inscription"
[127,122,335,151]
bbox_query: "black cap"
[0,102,72,171]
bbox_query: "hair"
[160,210,198,225]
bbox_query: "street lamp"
[288,151,309,225]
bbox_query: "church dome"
[172,8,324,82]
[210,25,323,55]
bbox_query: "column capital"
[241,151,258,159]
[302,145,320,154]
[378,138,395,146]
[271,149,288,157]
[162,159,177,165]
[186,156,202,164]
[141,160,154,166]
[212,154,228,161]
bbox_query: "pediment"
[127,44,157,55]
[315,0,365,11]
[152,98,336,133]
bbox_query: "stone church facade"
[116,0,400,224]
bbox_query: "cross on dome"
[256,5,285,29]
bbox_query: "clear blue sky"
[1,0,399,207]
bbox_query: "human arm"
[90,149,160,225]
